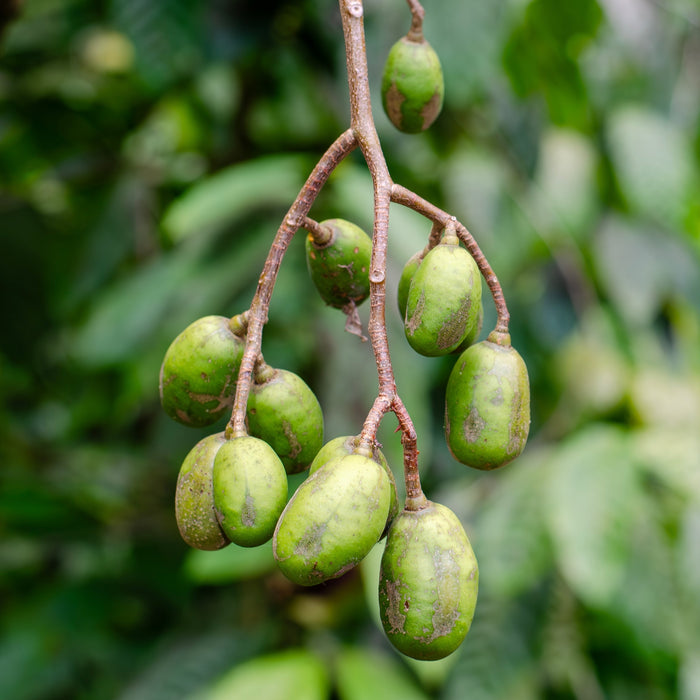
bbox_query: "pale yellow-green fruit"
[445,332,530,469]
[273,454,391,586]
[212,436,288,547]
[247,367,324,474]
[308,435,399,535]
[379,501,478,660]
[174,432,229,551]
[404,240,482,356]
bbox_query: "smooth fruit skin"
[273,454,391,586]
[212,436,288,547]
[397,250,423,319]
[382,35,444,134]
[159,315,244,427]
[445,333,530,469]
[305,219,372,309]
[175,432,230,551]
[309,435,399,534]
[378,501,478,661]
[246,368,324,474]
[404,242,481,356]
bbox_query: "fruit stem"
[228,311,249,338]
[225,129,358,439]
[404,0,425,42]
[303,217,334,247]
[390,185,511,334]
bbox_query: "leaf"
[190,649,330,700]
[607,105,697,231]
[545,424,647,609]
[594,216,700,325]
[184,540,276,584]
[335,647,429,700]
[162,155,310,243]
[118,630,266,700]
[473,448,554,597]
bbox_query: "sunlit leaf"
[190,649,330,700]
[162,155,310,242]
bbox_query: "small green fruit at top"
[246,364,324,474]
[213,436,288,547]
[382,32,444,134]
[379,500,478,660]
[273,453,391,586]
[397,249,424,319]
[404,231,481,356]
[159,315,245,427]
[175,432,229,551]
[445,331,530,470]
[305,219,372,309]
[309,435,399,535]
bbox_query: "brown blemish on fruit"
[281,419,303,460]
[293,522,328,564]
[436,295,472,350]
[405,289,425,336]
[241,492,256,527]
[384,82,405,128]
[420,90,442,130]
[463,405,486,444]
[382,576,408,634]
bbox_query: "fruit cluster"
[159,0,531,662]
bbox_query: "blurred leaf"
[184,540,276,584]
[594,216,700,325]
[545,424,647,608]
[474,448,554,597]
[161,155,310,242]
[335,647,429,700]
[190,649,330,700]
[119,630,266,700]
[607,105,697,232]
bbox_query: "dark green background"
[1,0,699,698]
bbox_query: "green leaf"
[335,647,429,700]
[118,630,266,700]
[545,424,647,609]
[184,540,276,584]
[474,448,554,597]
[190,649,330,700]
[607,105,697,231]
[162,155,310,242]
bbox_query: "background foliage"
[1,0,700,698]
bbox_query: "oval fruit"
[381,34,444,134]
[397,250,423,319]
[213,436,288,547]
[378,501,478,660]
[305,219,372,309]
[309,435,399,533]
[246,367,324,474]
[159,315,244,427]
[445,332,530,469]
[273,454,391,586]
[175,432,229,551]
[404,239,481,356]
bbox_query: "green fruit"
[445,332,530,469]
[404,238,481,356]
[175,432,230,551]
[273,454,391,586]
[378,501,478,660]
[213,436,288,547]
[246,366,324,474]
[382,34,444,134]
[397,250,423,319]
[159,315,244,427]
[305,219,372,309]
[309,435,399,534]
